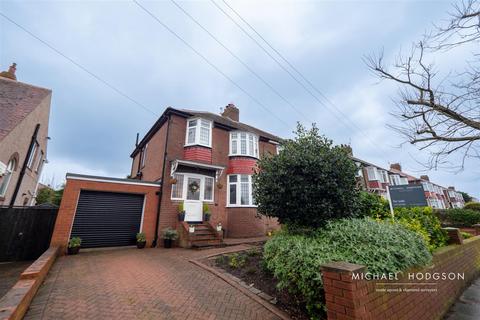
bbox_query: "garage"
[70,190,145,248]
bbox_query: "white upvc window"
[140,144,148,168]
[389,174,401,185]
[0,158,16,197]
[276,145,283,155]
[170,173,214,202]
[366,167,380,181]
[399,177,409,185]
[227,174,256,207]
[185,118,212,147]
[355,162,363,178]
[229,132,259,158]
[378,170,389,183]
[35,151,44,173]
[27,141,39,169]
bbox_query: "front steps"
[188,223,225,249]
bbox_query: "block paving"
[24,246,281,320]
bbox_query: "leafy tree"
[253,124,359,228]
[35,187,56,205]
[460,191,473,203]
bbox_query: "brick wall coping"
[321,261,366,273]
[0,246,59,320]
[66,173,161,187]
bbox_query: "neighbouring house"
[354,158,465,209]
[0,63,51,207]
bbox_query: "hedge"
[263,218,432,318]
[464,202,480,212]
[437,208,480,227]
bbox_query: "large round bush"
[253,124,359,228]
[464,202,480,212]
[263,218,432,318]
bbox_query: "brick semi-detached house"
[129,104,281,244]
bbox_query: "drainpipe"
[10,123,40,207]
[152,114,171,247]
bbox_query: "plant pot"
[68,246,80,255]
[188,226,195,233]
[204,213,211,221]
[137,240,146,249]
[164,238,173,248]
[178,212,185,221]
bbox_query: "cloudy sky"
[1,0,478,197]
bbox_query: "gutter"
[152,114,171,247]
[9,123,40,207]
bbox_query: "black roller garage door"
[70,190,144,248]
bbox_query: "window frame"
[0,158,16,197]
[170,172,214,202]
[229,131,259,158]
[226,174,256,207]
[27,141,39,169]
[184,118,212,148]
[366,167,380,181]
[35,150,44,173]
[140,144,148,168]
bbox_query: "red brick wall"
[321,236,480,320]
[50,178,160,253]
[183,146,212,163]
[227,157,257,174]
[226,207,279,238]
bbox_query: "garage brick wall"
[50,177,160,253]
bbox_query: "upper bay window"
[366,166,380,181]
[230,132,258,158]
[186,118,212,148]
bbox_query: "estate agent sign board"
[388,184,428,208]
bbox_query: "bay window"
[366,167,380,181]
[228,174,255,206]
[185,118,212,147]
[170,173,214,201]
[230,132,258,158]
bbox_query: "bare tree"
[366,0,480,170]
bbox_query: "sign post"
[386,185,395,219]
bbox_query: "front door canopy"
[171,159,224,182]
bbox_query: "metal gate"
[70,190,144,248]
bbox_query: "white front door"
[184,177,203,222]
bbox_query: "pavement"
[445,278,480,320]
[0,260,32,297]
[24,246,281,320]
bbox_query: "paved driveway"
[25,246,281,320]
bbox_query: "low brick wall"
[321,236,480,320]
[0,247,59,320]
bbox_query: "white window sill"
[228,154,259,159]
[184,143,212,148]
[226,205,258,208]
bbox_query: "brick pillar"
[443,227,464,245]
[321,262,368,320]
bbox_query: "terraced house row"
[354,158,465,209]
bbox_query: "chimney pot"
[221,103,239,122]
[420,175,430,181]
[0,62,17,80]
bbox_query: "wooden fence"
[0,205,58,262]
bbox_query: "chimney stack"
[390,163,402,171]
[0,63,17,80]
[221,103,239,122]
[420,175,430,181]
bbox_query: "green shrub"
[68,237,82,248]
[263,218,432,318]
[162,227,178,240]
[461,231,473,239]
[464,202,480,212]
[253,124,359,228]
[358,191,390,219]
[438,208,480,227]
[228,253,247,269]
[393,207,447,250]
[136,232,146,242]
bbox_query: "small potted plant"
[162,227,178,248]
[136,232,146,249]
[178,202,185,221]
[68,237,82,255]
[203,202,211,221]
